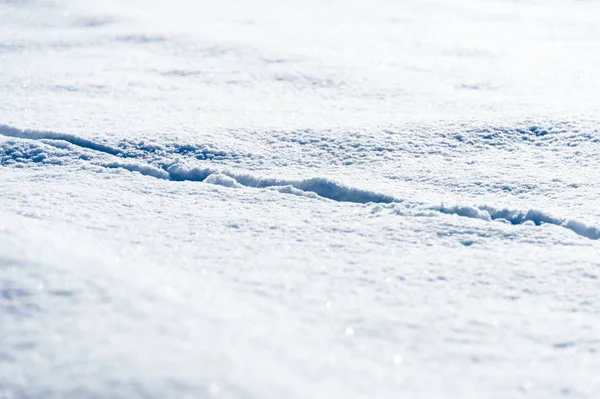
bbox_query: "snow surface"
[1,0,600,398]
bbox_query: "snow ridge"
[104,161,170,180]
[167,164,396,204]
[438,204,600,240]
[0,125,394,204]
[2,125,599,239]
[0,124,122,156]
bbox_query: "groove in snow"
[1,125,598,240]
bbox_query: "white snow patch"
[104,161,170,180]
[266,185,320,199]
[204,172,243,188]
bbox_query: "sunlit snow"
[1,0,600,398]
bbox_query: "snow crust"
[2,0,600,398]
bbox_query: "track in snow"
[1,124,598,240]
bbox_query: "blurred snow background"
[1,0,600,398]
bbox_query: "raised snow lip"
[0,124,122,156]
[437,204,600,240]
[166,164,396,204]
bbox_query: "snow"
[437,204,600,240]
[2,0,600,398]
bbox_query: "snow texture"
[2,0,600,398]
